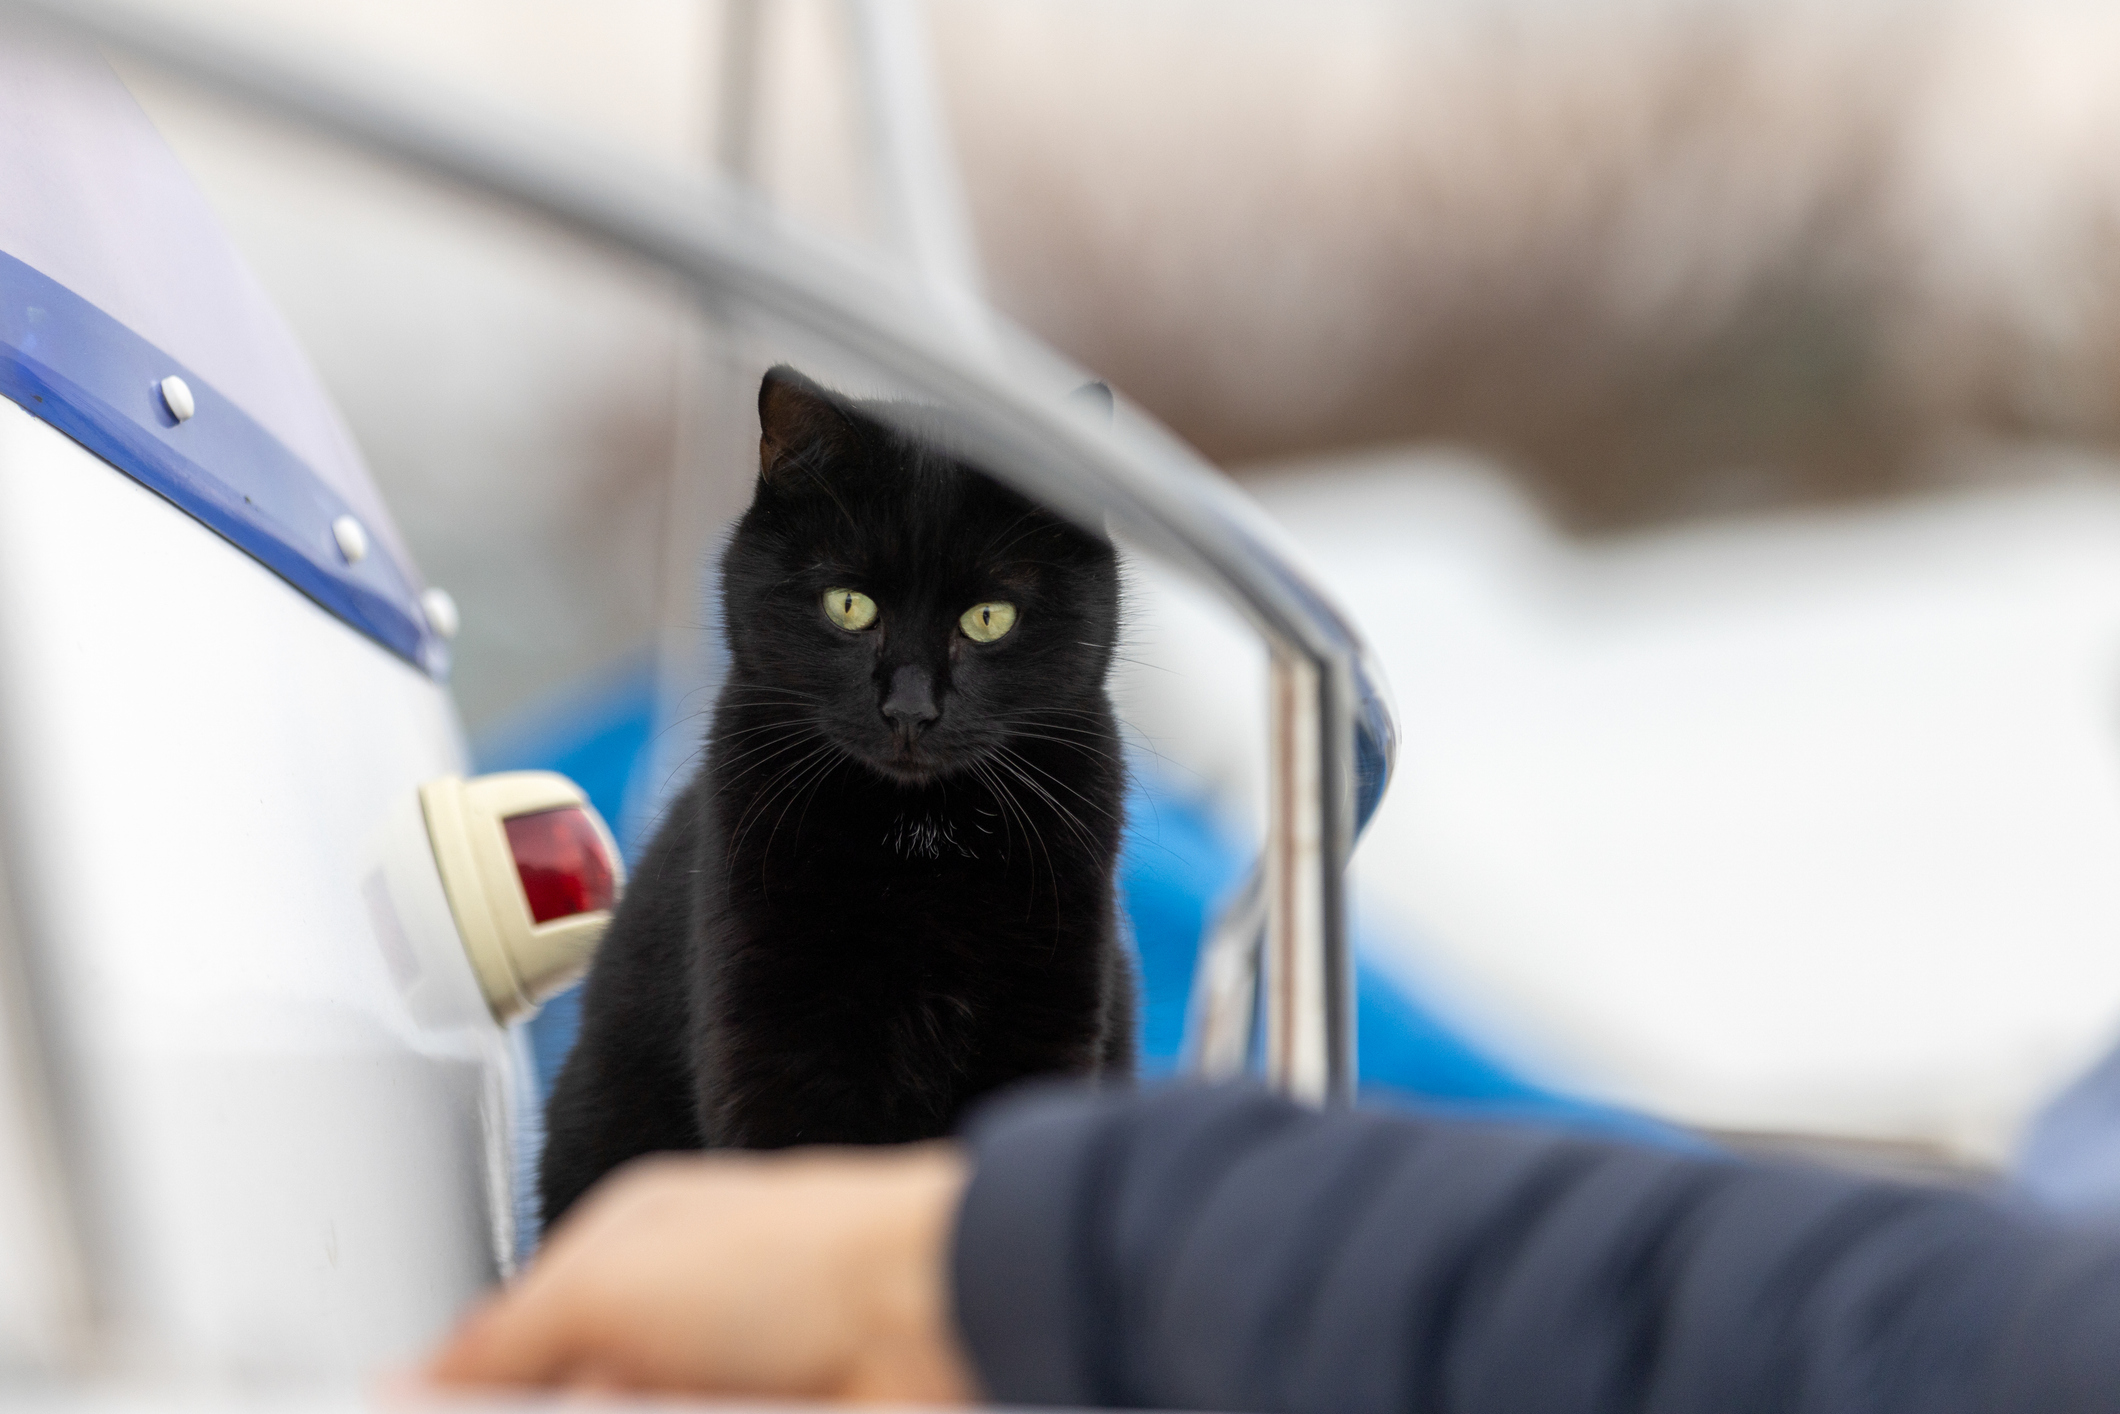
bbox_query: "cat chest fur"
[691,727,1124,1146]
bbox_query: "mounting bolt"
[332,514,369,565]
[159,375,195,423]
[421,587,461,640]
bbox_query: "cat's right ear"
[758,365,858,486]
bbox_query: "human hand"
[423,1142,977,1402]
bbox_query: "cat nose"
[882,664,940,736]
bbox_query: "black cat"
[539,366,1135,1228]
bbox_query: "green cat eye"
[823,588,878,631]
[959,601,1018,643]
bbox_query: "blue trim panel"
[0,251,442,675]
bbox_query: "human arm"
[954,1083,2120,1412]
[431,1081,2120,1409]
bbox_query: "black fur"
[540,367,1135,1228]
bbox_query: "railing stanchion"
[1265,652,1329,1103]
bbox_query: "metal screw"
[159,375,195,423]
[332,514,369,565]
[421,587,460,640]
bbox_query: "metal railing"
[2,0,1398,1102]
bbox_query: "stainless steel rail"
[2,0,1398,1102]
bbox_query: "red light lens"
[504,807,616,924]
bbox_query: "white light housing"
[420,771,624,1023]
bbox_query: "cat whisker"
[715,718,821,745]
[997,705,1113,721]
[998,718,1109,735]
[995,713,1122,740]
[724,741,838,860]
[710,732,826,799]
[1006,767,1106,857]
[726,770,833,882]
[1006,707,1176,774]
[965,760,1018,857]
[968,758,1045,909]
[995,708,1110,726]
[703,695,818,720]
[993,763,1064,924]
[984,741,1092,840]
[977,757,1064,947]
[990,750,1102,860]
[710,697,824,722]
[641,710,722,761]
[719,687,825,704]
[638,694,821,781]
[997,726,1124,763]
[660,685,822,733]
[992,742,1123,823]
[723,752,822,854]
[762,742,848,865]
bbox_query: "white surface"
[0,840,85,1370]
[1118,449,2120,1161]
[0,400,514,1377]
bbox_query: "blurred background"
[103,0,2120,1194]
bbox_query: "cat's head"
[718,367,1119,786]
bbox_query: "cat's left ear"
[758,365,860,485]
[1069,380,1114,423]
